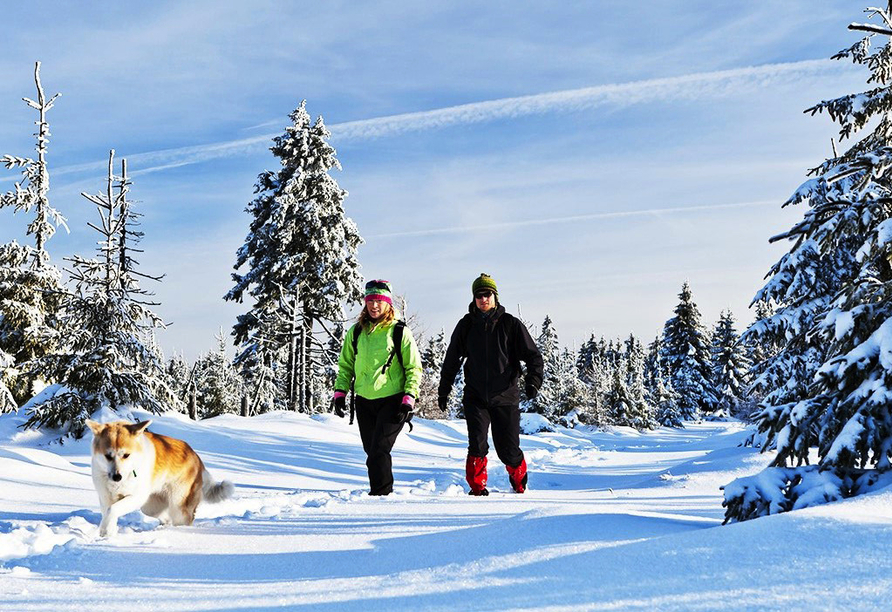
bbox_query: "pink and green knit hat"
[364,279,393,305]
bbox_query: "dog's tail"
[202,469,234,504]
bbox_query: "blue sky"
[0,1,871,359]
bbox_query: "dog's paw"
[99,518,118,538]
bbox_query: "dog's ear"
[127,420,152,436]
[86,420,105,436]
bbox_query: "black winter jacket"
[438,303,544,406]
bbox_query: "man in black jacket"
[438,273,544,495]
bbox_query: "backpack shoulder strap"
[381,320,407,374]
[351,324,362,356]
[394,320,406,369]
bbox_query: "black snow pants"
[464,399,524,468]
[355,393,406,495]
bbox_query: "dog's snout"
[112,472,122,482]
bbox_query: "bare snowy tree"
[25,152,173,438]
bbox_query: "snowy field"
[1,410,891,611]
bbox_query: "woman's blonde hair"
[358,302,396,329]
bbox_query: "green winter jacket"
[335,314,422,400]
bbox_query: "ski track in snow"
[1,412,891,611]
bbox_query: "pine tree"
[1,62,67,268]
[745,5,892,471]
[550,347,588,425]
[232,308,286,415]
[574,335,604,425]
[745,302,779,385]
[621,334,656,429]
[576,334,598,383]
[0,242,65,404]
[605,355,636,427]
[0,349,16,413]
[582,347,612,427]
[660,282,718,420]
[532,315,562,419]
[417,329,448,418]
[194,331,243,418]
[642,336,680,427]
[164,352,190,406]
[643,335,663,392]
[24,152,172,438]
[655,370,683,428]
[710,310,752,415]
[0,62,67,403]
[745,227,852,437]
[225,100,363,413]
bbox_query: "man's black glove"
[525,383,538,400]
[394,408,414,425]
[333,392,347,418]
[438,395,448,411]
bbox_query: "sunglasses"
[475,291,494,299]
[365,280,390,291]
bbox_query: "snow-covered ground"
[1,410,891,611]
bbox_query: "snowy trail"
[2,412,891,611]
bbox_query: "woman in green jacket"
[333,279,422,495]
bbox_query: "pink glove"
[332,391,347,417]
[401,395,415,409]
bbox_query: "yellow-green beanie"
[472,273,498,296]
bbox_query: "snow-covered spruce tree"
[645,335,683,427]
[575,335,600,421]
[724,5,892,522]
[531,315,562,419]
[775,8,892,467]
[0,242,65,405]
[576,334,598,383]
[552,347,591,426]
[0,62,67,404]
[194,330,243,418]
[660,282,718,420]
[605,354,636,427]
[164,352,189,401]
[417,329,448,418]
[0,349,16,413]
[621,334,656,429]
[745,301,780,388]
[710,310,751,415]
[744,220,855,442]
[654,368,683,428]
[225,100,363,413]
[23,153,173,438]
[579,344,611,427]
[231,308,287,415]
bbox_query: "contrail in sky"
[6,58,847,181]
[329,59,843,141]
[366,199,779,239]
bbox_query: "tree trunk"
[287,294,299,411]
[298,313,307,412]
[303,312,314,412]
[188,387,197,420]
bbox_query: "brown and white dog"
[87,419,234,537]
